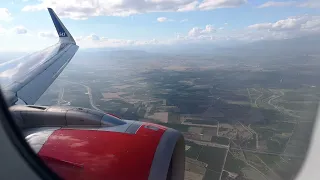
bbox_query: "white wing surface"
[0,8,79,105]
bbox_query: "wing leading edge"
[0,8,79,105]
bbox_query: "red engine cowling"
[10,105,185,180]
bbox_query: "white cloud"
[187,24,216,39]
[157,17,174,22]
[188,27,201,37]
[258,0,320,8]
[22,0,246,19]
[258,1,296,8]
[75,36,83,41]
[0,25,28,36]
[177,15,320,43]
[38,31,57,38]
[75,33,164,48]
[13,26,28,34]
[178,1,199,12]
[180,19,188,23]
[299,0,320,8]
[86,33,100,41]
[157,17,167,22]
[247,15,320,40]
[0,26,6,34]
[199,0,247,10]
[302,18,320,30]
[248,16,314,31]
[0,8,12,21]
[46,14,320,49]
[248,23,273,30]
[202,24,215,33]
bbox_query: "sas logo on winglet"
[58,32,67,37]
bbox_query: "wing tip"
[47,7,76,44]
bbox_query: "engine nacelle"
[10,105,185,180]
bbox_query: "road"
[252,88,263,108]
[57,87,70,105]
[230,148,304,158]
[238,121,259,149]
[248,124,259,149]
[186,138,229,149]
[282,121,299,158]
[254,154,280,179]
[57,87,64,105]
[247,88,253,106]
[267,90,301,118]
[219,142,230,180]
[60,80,103,112]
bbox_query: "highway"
[252,88,263,108]
[230,147,304,158]
[57,87,64,105]
[267,90,301,118]
[60,80,103,112]
[186,138,229,149]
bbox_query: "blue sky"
[0,0,320,51]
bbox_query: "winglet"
[48,8,76,44]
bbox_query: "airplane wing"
[0,8,79,106]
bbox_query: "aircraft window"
[0,3,319,180]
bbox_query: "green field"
[185,119,218,125]
[221,171,229,180]
[274,158,304,180]
[267,138,287,153]
[203,170,221,180]
[252,127,274,141]
[158,123,190,132]
[224,152,246,173]
[257,154,280,167]
[211,136,230,145]
[185,141,202,159]
[198,146,227,172]
[242,135,256,149]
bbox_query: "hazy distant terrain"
[2,36,320,180]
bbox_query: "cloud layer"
[0,8,12,21]
[157,17,167,22]
[247,15,320,40]
[75,33,164,48]
[258,1,296,8]
[34,14,320,49]
[13,26,28,34]
[188,25,216,39]
[199,0,247,10]
[22,0,248,19]
[259,0,320,8]
[38,31,58,38]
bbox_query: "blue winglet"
[48,8,75,44]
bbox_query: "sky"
[0,0,319,51]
